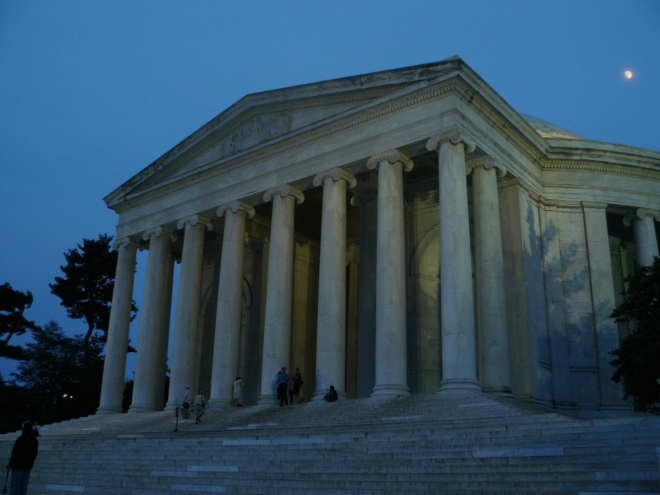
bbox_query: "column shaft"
[130,228,176,412]
[313,174,349,399]
[210,204,252,405]
[582,203,627,410]
[97,239,137,414]
[438,142,479,391]
[633,216,659,266]
[258,186,303,404]
[472,164,511,396]
[355,193,378,398]
[166,217,209,410]
[370,154,410,397]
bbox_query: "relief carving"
[220,115,291,158]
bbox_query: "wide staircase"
[1,391,659,494]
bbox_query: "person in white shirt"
[232,377,243,407]
[182,386,191,419]
[194,391,206,424]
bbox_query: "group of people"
[5,421,39,495]
[179,367,338,414]
[276,367,304,406]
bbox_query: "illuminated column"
[624,208,660,267]
[130,226,177,413]
[257,185,304,404]
[312,168,356,400]
[209,201,255,406]
[468,157,511,396]
[368,150,412,397]
[97,237,139,414]
[427,130,480,392]
[165,215,212,411]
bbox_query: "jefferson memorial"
[97,58,660,416]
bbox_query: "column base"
[256,394,278,407]
[438,379,481,393]
[96,406,124,415]
[599,402,631,411]
[207,398,232,409]
[128,404,160,413]
[164,401,180,412]
[371,384,410,397]
[482,386,513,398]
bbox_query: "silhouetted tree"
[12,321,104,424]
[610,256,660,414]
[0,282,38,360]
[49,234,137,363]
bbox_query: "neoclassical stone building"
[97,58,660,415]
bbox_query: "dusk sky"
[1,1,659,380]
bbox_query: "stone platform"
[1,391,659,494]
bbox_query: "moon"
[624,70,633,79]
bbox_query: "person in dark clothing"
[6,422,38,495]
[323,385,338,403]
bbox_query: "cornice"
[541,159,660,181]
[109,76,660,217]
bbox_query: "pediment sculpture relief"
[220,114,291,159]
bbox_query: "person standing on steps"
[182,386,191,419]
[292,368,303,404]
[232,377,243,407]
[277,367,289,406]
[6,421,38,495]
[194,390,206,424]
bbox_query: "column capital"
[623,208,660,226]
[426,128,476,154]
[176,214,213,231]
[366,150,413,172]
[350,190,378,207]
[263,184,305,204]
[216,201,256,219]
[113,236,140,251]
[312,168,357,189]
[143,226,177,242]
[466,156,507,178]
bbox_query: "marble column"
[352,191,378,398]
[367,150,412,397]
[624,208,660,267]
[97,237,139,414]
[154,254,175,408]
[130,226,177,413]
[209,201,255,406]
[582,202,627,410]
[468,157,512,396]
[426,130,480,392]
[258,185,304,404]
[311,168,356,400]
[165,215,212,411]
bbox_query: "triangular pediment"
[105,59,463,206]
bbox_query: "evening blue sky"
[1,1,659,380]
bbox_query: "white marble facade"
[97,58,660,416]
